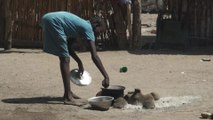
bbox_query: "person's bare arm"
[67,38,84,75]
[87,40,109,88]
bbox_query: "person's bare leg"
[59,57,84,106]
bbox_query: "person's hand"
[77,64,84,78]
[102,78,109,88]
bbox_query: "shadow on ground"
[0,49,43,54]
[1,96,63,104]
[2,41,213,55]
[128,46,213,55]
[128,35,213,55]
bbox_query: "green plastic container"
[120,67,128,73]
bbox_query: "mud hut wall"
[164,0,213,46]
[10,0,94,48]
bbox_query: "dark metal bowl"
[101,85,125,99]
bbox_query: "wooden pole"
[0,0,12,50]
[0,0,4,47]
[132,0,141,49]
[127,3,132,49]
[110,0,128,49]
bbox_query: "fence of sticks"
[7,0,137,50]
[10,0,95,48]
[162,0,213,46]
[7,0,213,49]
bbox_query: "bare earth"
[1,14,213,120]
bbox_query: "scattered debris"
[201,112,213,119]
[155,96,201,109]
[201,58,211,62]
[123,96,201,111]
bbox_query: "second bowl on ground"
[88,96,114,111]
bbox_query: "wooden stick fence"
[163,0,213,45]
[10,0,94,48]
[7,0,136,50]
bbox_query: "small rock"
[141,94,155,109]
[124,89,156,109]
[113,97,128,109]
[150,92,160,101]
[96,91,102,96]
[201,112,212,119]
[124,91,133,103]
[201,58,211,62]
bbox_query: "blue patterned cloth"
[41,11,95,57]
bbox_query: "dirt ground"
[1,14,213,120]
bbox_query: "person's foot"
[64,99,88,106]
[71,92,81,99]
[63,92,81,100]
[63,92,87,106]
